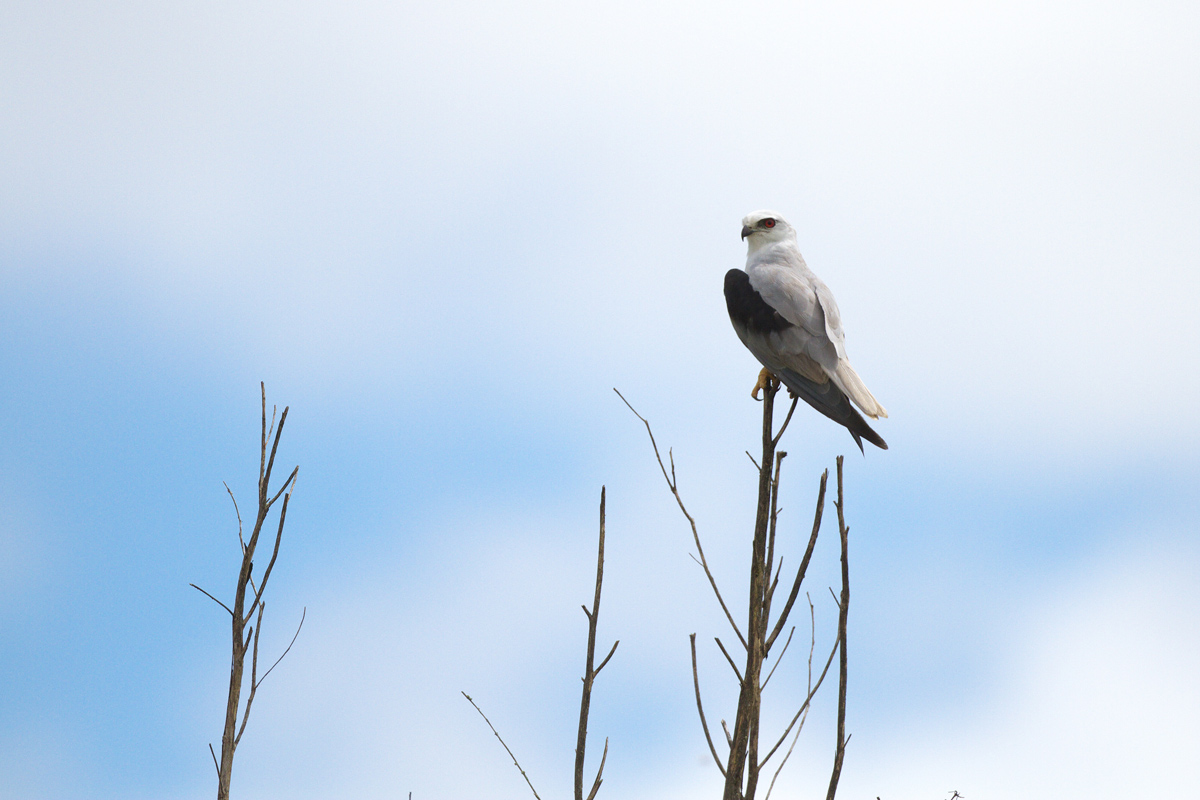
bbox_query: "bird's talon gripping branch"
[751,367,777,400]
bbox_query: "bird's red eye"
[762,219,776,228]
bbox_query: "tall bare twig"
[576,487,619,800]
[766,472,827,652]
[722,380,782,800]
[467,487,619,800]
[192,383,302,800]
[825,456,850,800]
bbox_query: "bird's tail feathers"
[833,361,888,419]
[779,368,888,452]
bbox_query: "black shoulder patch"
[724,269,794,334]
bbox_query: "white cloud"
[831,531,1200,800]
[2,0,1197,457]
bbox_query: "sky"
[1,1,1198,798]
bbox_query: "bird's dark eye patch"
[761,218,776,228]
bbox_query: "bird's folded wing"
[749,266,841,371]
[812,281,848,361]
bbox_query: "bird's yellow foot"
[751,368,779,400]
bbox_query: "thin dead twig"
[761,626,794,691]
[765,470,827,652]
[615,389,745,650]
[593,640,619,677]
[766,556,783,608]
[763,596,818,800]
[258,607,306,687]
[190,583,233,617]
[762,451,786,634]
[689,633,726,776]
[245,469,298,623]
[463,692,542,800]
[759,631,840,768]
[771,396,800,446]
[585,738,609,800]
[714,637,744,685]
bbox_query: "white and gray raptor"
[724,210,888,452]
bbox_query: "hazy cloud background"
[1,1,1197,798]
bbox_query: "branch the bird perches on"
[617,384,850,800]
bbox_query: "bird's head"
[741,210,795,253]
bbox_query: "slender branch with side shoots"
[467,487,619,800]
[191,383,303,800]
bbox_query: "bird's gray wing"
[746,265,841,371]
[724,269,887,451]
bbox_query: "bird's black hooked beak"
[741,225,753,240]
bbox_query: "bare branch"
[259,383,267,488]
[762,451,786,632]
[807,593,816,690]
[463,692,542,800]
[764,598,818,800]
[761,626,795,691]
[224,483,245,555]
[765,470,827,651]
[246,471,297,622]
[771,396,800,446]
[190,583,234,617]
[759,633,840,768]
[211,384,302,800]
[584,737,609,800]
[576,487,615,800]
[721,719,734,749]
[745,451,761,471]
[209,743,220,778]
[615,389,746,649]
[825,456,850,800]
[763,703,809,800]
[689,633,727,776]
[766,556,783,607]
[714,637,744,685]
[235,601,266,747]
[260,403,289,502]
[721,377,781,800]
[594,640,619,677]
[266,465,298,510]
[257,606,306,687]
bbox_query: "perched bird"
[724,210,888,452]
